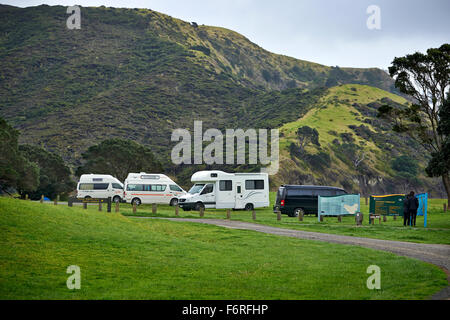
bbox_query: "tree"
[392,155,421,193]
[378,44,450,204]
[19,145,75,200]
[76,139,163,181]
[296,126,320,152]
[0,117,39,195]
[426,93,450,190]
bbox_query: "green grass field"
[120,194,450,245]
[0,197,448,299]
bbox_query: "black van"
[274,185,348,217]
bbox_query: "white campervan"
[77,174,124,202]
[178,170,270,211]
[124,172,186,206]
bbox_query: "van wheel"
[245,203,254,211]
[113,196,121,203]
[84,196,91,199]
[195,202,204,211]
[131,198,141,206]
[170,198,178,206]
[293,208,305,217]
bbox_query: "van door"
[216,180,234,209]
[200,184,215,208]
[235,182,245,209]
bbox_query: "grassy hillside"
[0,5,397,164]
[273,84,442,196]
[0,197,447,299]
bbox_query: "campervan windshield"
[188,184,205,194]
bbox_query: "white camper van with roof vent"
[77,174,124,202]
[178,170,269,211]
[124,173,186,206]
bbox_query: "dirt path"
[132,217,450,299]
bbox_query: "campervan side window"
[245,180,264,190]
[127,184,144,191]
[93,183,109,190]
[201,184,214,195]
[170,185,183,192]
[287,188,312,196]
[143,185,166,192]
[112,183,123,189]
[79,183,94,190]
[219,180,232,191]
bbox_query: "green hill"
[0,198,446,299]
[0,5,441,194]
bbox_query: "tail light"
[280,200,285,207]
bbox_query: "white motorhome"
[178,170,270,211]
[77,174,124,202]
[124,173,186,206]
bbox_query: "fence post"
[175,205,179,217]
[444,203,447,213]
[83,202,87,210]
[252,209,256,220]
[226,209,231,220]
[152,203,157,214]
[319,215,323,222]
[277,210,281,221]
[115,201,120,213]
[338,215,342,222]
[133,202,137,214]
[107,197,111,213]
[394,215,397,221]
[68,198,73,207]
[199,206,204,217]
[365,197,368,205]
[355,212,363,226]
[299,211,304,222]
[98,201,102,212]
[383,215,387,222]
[40,195,44,204]
[25,194,28,200]
[54,196,58,206]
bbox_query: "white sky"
[2,0,449,69]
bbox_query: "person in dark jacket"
[403,195,410,226]
[407,191,419,227]
[403,191,419,227]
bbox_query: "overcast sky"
[2,0,449,69]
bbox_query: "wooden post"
[68,198,73,207]
[199,206,204,217]
[394,215,397,221]
[252,209,256,220]
[25,194,28,200]
[152,203,157,214]
[298,211,304,222]
[355,213,363,226]
[133,202,137,214]
[175,205,179,217]
[83,202,87,210]
[226,209,231,219]
[277,210,281,221]
[107,197,111,213]
[98,201,102,212]
[115,201,119,213]
[319,215,323,222]
[444,203,447,213]
[40,195,44,204]
[54,196,57,206]
[338,215,342,222]
[365,197,368,205]
[383,215,387,222]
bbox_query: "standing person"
[403,194,410,226]
[407,191,419,227]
